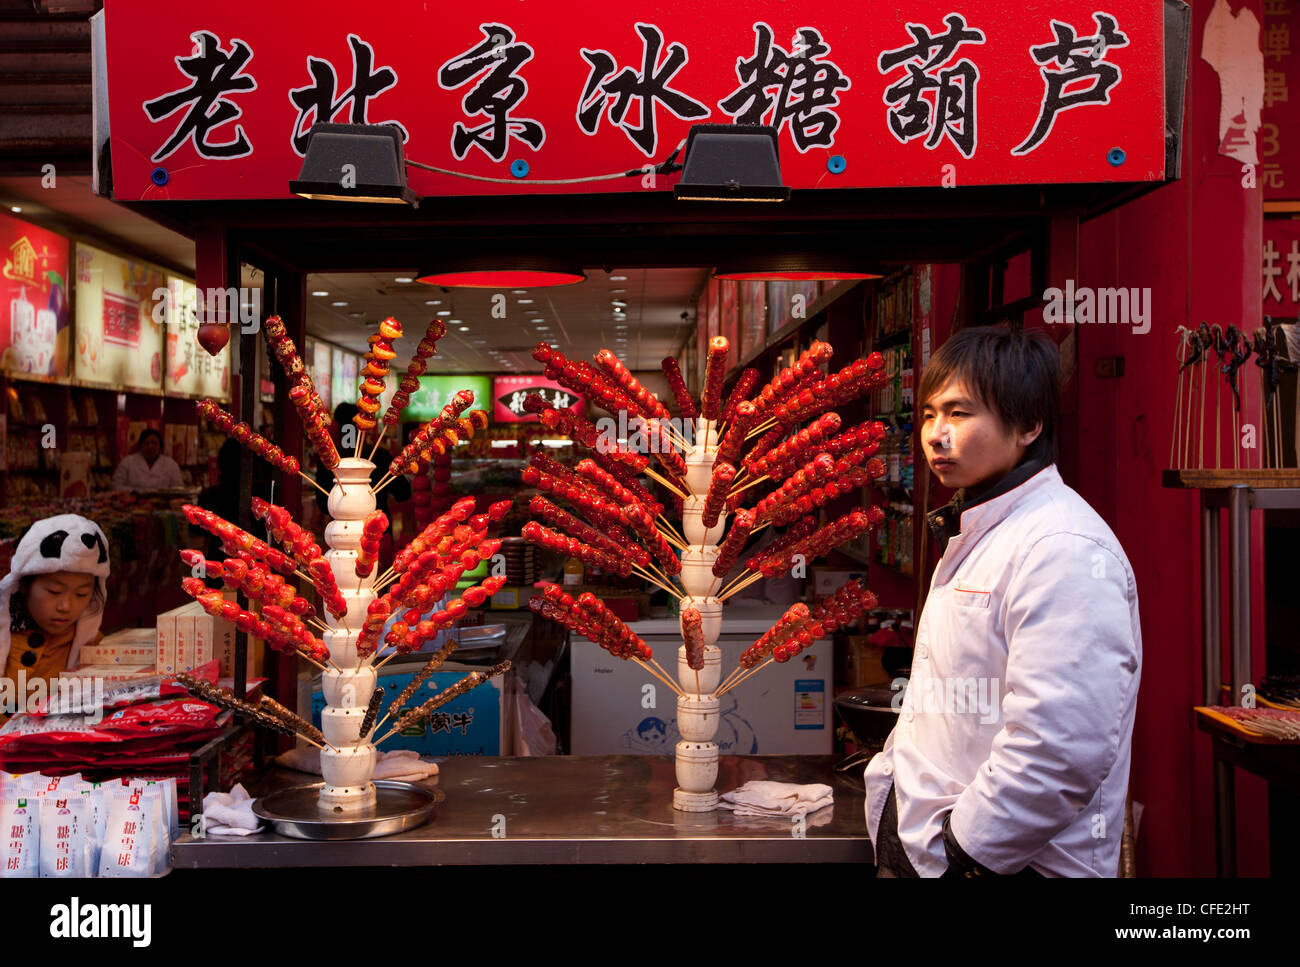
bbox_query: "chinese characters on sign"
[439,24,545,161]
[720,24,850,152]
[1263,219,1300,315]
[493,375,584,422]
[1262,0,1297,201]
[878,15,984,158]
[289,33,405,155]
[143,31,256,162]
[106,1,1163,200]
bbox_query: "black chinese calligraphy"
[877,15,985,158]
[578,22,709,157]
[1013,13,1129,156]
[719,23,851,152]
[288,34,405,157]
[502,387,572,415]
[438,24,545,162]
[143,31,257,162]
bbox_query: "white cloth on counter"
[276,746,440,782]
[202,783,262,836]
[718,780,834,817]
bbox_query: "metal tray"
[252,780,442,840]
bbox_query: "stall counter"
[172,754,869,867]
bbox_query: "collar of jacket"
[925,456,1054,556]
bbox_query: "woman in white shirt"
[110,428,184,491]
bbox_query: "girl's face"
[24,571,96,635]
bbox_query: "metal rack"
[1163,469,1300,876]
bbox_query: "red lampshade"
[712,256,883,282]
[418,257,586,288]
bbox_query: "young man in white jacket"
[865,326,1142,877]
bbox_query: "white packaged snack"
[128,781,170,875]
[81,783,107,874]
[39,796,88,878]
[0,797,40,878]
[98,787,152,878]
[153,779,178,844]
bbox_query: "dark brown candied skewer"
[382,661,512,740]
[380,640,460,728]
[682,607,706,670]
[176,672,328,748]
[358,686,385,740]
[257,694,327,746]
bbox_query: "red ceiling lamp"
[712,255,883,283]
[417,256,586,288]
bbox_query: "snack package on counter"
[128,779,174,869]
[39,795,88,878]
[98,786,154,878]
[79,783,106,874]
[0,796,39,877]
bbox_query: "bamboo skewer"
[1198,355,1207,469]
[716,568,756,599]
[657,514,687,547]
[645,560,681,591]
[717,658,773,697]
[745,419,778,441]
[720,571,765,601]
[1171,330,1188,469]
[657,528,688,552]
[727,475,770,500]
[635,658,686,698]
[632,565,682,600]
[366,431,387,464]
[644,467,688,498]
[300,471,331,497]
[716,665,746,694]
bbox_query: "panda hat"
[0,514,111,672]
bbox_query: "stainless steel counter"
[172,755,871,867]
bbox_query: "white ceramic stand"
[673,417,723,811]
[317,457,380,813]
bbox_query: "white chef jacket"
[864,461,1141,877]
[110,452,184,491]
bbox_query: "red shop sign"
[1263,217,1300,317]
[100,0,1167,202]
[493,375,583,422]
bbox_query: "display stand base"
[319,782,378,813]
[253,780,442,840]
[673,788,719,812]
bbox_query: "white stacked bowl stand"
[673,417,725,812]
[317,457,381,813]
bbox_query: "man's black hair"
[918,326,1060,464]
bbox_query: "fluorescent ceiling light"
[331,301,348,307]
[312,290,329,296]
[394,277,414,283]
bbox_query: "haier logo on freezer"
[49,898,152,947]
[1042,281,1151,334]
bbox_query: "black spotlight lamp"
[289,122,417,206]
[417,256,586,288]
[673,123,790,203]
[713,255,883,282]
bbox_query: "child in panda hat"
[0,514,111,685]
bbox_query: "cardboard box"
[80,627,156,666]
[155,603,189,677]
[846,636,893,687]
